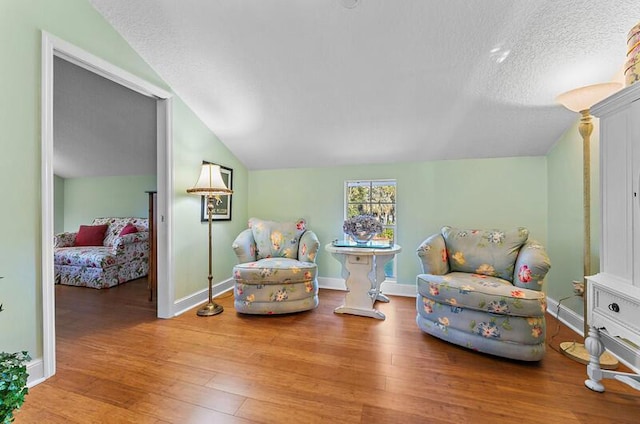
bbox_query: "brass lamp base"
[197,301,224,317]
[560,341,619,370]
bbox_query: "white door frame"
[41,32,175,380]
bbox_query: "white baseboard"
[26,358,45,388]
[317,276,346,291]
[380,281,417,297]
[546,296,584,336]
[172,277,234,316]
[318,277,417,297]
[546,296,640,374]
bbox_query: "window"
[345,179,397,278]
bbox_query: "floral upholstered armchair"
[54,217,149,289]
[232,217,320,314]
[416,226,551,361]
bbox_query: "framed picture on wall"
[200,162,233,222]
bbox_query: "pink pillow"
[119,223,138,236]
[74,224,108,247]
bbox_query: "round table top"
[324,242,402,255]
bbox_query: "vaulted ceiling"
[88,0,639,170]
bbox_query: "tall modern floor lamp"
[556,82,621,367]
[187,163,233,317]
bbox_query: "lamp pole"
[198,195,223,316]
[579,109,592,338]
[556,82,621,367]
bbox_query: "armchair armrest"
[54,232,77,248]
[513,239,551,291]
[298,230,320,263]
[416,233,450,275]
[232,228,257,263]
[112,232,149,252]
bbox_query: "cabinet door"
[601,106,633,283]
[632,100,640,288]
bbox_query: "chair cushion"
[119,223,138,236]
[249,217,306,259]
[54,246,118,268]
[233,258,317,284]
[74,224,108,247]
[93,217,148,247]
[416,272,546,318]
[441,226,529,282]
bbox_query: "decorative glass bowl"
[351,231,375,245]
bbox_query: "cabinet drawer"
[593,286,640,334]
[348,255,369,265]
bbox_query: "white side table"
[325,243,402,320]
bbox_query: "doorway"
[41,32,174,382]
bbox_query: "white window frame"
[344,179,397,280]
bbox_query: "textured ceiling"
[89,0,638,170]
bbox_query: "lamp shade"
[186,163,232,195]
[556,82,622,112]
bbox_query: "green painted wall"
[249,157,548,286]
[172,99,248,300]
[62,175,156,231]
[546,119,600,315]
[0,0,248,357]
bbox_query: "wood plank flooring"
[15,279,640,423]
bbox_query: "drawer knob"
[608,303,620,313]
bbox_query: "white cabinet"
[599,103,634,282]
[586,84,640,392]
[634,100,640,285]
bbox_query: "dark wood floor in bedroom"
[15,278,640,423]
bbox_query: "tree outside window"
[345,180,397,278]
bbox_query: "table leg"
[332,252,395,320]
[584,326,640,392]
[585,326,606,392]
[370,291,390,303]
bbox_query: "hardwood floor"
[16,279,640,423]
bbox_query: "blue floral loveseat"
[416,226,551,361]
[54,217,149,289]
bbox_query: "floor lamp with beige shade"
[556,82,621,368]
[187,163,233,317]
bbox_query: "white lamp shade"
[556,82,622,112]
[186,163,232,195]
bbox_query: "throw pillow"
[441,226,529,282]
[119,223,138,236]
[74,224,109,247]
[249,217,306,259]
